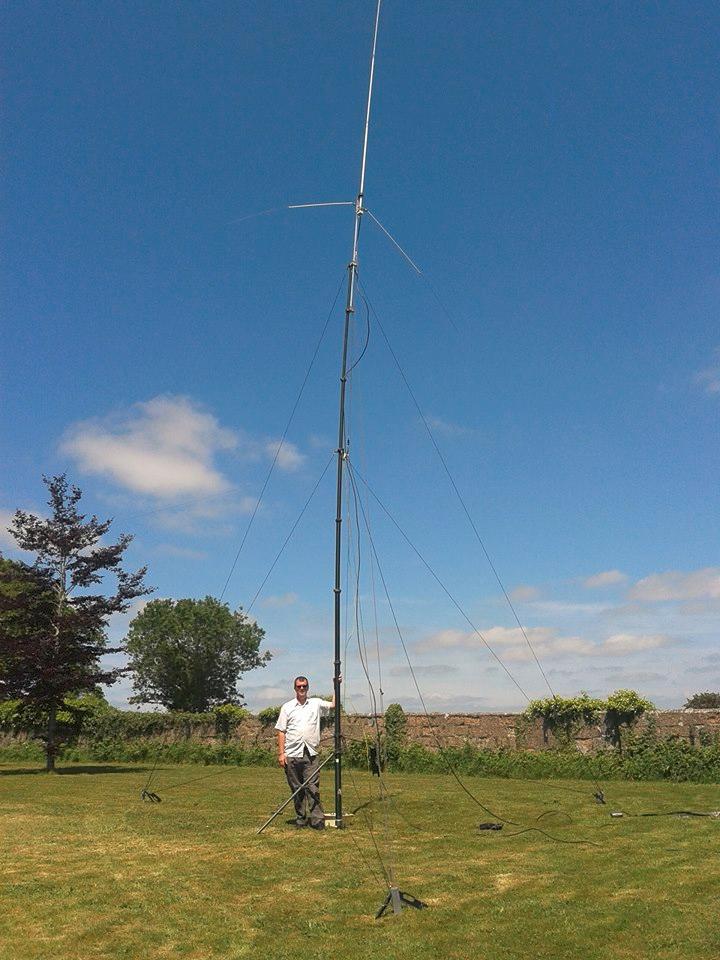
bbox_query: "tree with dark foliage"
[684,692,720,709]
[0,475,150,770]
[126,596,270,712]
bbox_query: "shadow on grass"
[0,765,158,776]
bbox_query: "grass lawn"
[1,762,719,959]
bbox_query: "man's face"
[294,680,308,703]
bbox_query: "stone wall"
[199,708,720,754]
[339,709,720,753]
[3,709,719,753]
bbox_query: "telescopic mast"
[332,0,383,829]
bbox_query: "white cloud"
[59,395,305,521]
[260,592,299,608]
[598,633,673,655]
[418,628,469,649]
[414,622,676,665]
[484,625,555,648]
[141,493,257,535]
[0,506,51,557]
[262,440,304,471]
[61,395,237,499]
[532,600,608,617]
[415,625,593,660]
[308,433,333,451]
[508,585,541,602]
[629,568,720,602]
[0,509,22,552]
[694,347,720,395]
[499,630,595,662]
[407,661,460,676]
[424,415,475,439]
[105,596,153,646]
[583,570,628,589]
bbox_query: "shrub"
[4,724,720,783]
[212,704,250,741]
[684,692,720,709]
[343,732,381,771]
[384,703,407,765]
[0,690,114,750]
[604,689,654,752]
[395,742,438,773]
[522,693,604,749]
[0,741,45,762]
[620,734,720,782]
[0,699,23,732]
[257,705,281,727]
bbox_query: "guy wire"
[244,453,335,616]
[360,280,556,701]
[349,462,531,702]
[346,462,609,825]
[343,450,403,891]
[219,270,346,602]
[345,462,516,826]
[341,348,415,887]
[352,281,612,809]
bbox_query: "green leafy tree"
[1,475,150,770]
[125,597,270,712]
[684,692,720,709]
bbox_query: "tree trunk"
[46,702,57,772]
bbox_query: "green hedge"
[2,699,720,782]
[342,733,720,783]
[5,736,715,781]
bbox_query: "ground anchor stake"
[375,887,428,919]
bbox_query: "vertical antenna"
[333,0,383,830]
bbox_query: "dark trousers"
[284,748,324,826]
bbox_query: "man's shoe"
[310,820,326,831]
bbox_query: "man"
[275,675,338,830]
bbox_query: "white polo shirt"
[275,697,332,758]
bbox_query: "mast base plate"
[326,812,354,829]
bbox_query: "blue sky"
[2,0,718,715]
